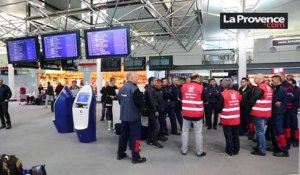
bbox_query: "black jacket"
[100,86,108,103]
[162,85,172,101]
[46,85,54,96]
[155,88,167,113]
[145,84,159,112]
[248,85,264,113]
[238,85,253,112]
[292,86,300,112]
[272,84,287,115]
[105,86,117,105]
[168,84,181,108]
[0,84,12,102]
[206,85,221,103]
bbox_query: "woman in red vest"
[216,78,242,156]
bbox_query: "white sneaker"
[108,128,111,131]
[219,153,232,158]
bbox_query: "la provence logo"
[220,13,288,29]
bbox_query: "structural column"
[96,59,103,102]
[238,29,247,83]
[8,64,15,99]
[84,67,91,85]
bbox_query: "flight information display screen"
[76,92,90,103]
[6,36,39,63]
[149,56,173,70]
[85,26,131,58]
[124,57,146,71]
[42,31,80,60]
[101,57,121,72]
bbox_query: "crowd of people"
[0,70,299,164]
[115,72,300,164]
[0,79,82,129]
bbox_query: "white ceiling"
[0,0,299,53]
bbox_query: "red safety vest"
[181,82,204,119]
[250,82,273,118]
[220,89,242,125]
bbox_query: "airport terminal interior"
[0,0,300,175]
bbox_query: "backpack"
[31,165,47,175]
[0,154,23,175]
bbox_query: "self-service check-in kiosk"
[73,85,96,143]
[53,86,74,133]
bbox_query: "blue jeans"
[252,116,267,153]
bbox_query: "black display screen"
[124,57,146,71]
[149,56,173,70]
[101,58,121,72]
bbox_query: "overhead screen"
[41,30,81,60]
[149,56,173,70]
[85,26,131,58]
[124,57,146,71]
[6,36,39,63]
[101,57,121,72]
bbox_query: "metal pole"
[238,0,247,83]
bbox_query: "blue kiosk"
[53,87,74,133]
[72,85,96,143]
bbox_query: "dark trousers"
[284,110,299,144]
[204,104,209,126]
[106,106,113,121]
[290,111,299,143]
[270,114,288,154]
[0,102,10,125]
[117,120,141,161]
[239,109,249,135]
[101,102,106,120]
[26,96,35,103]
[158,112,167,136]
[175,108,183,129]
[147,112,160,143]
[206,103,219,128]
[168,107,182,133]
[223,125,240,155]
[265,119,272,141]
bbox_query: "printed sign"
[220,13,288,29]
[273,39,300,46]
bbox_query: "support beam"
[96,59,103,102]
[8,64,15,99]
[141,0,188,51]
[27,0,142,21]
[238,0,247,84]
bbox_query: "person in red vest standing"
[249,74,273,156]
[181,73,208,157]
[216,78,242,156]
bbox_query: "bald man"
[0,78,12,129]
[249,74,273,156]
[181,73,208,157]
[117,72,146,164]
[277,72,298,148]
